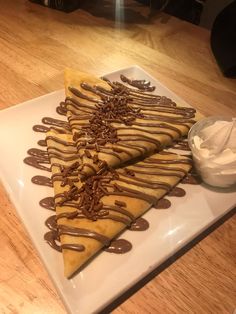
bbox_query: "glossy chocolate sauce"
[31,175,53,187]
[38,139,47,147]
[24,73,200,259]
[65,76,196,168]
[120,74,156,92]
[105,239,132,254]
[39,197,55,210]
[129,217,149,231]
[154,198,171,209]
[168,186,186,197]
[44,213,131,254]
[33,125,50,133]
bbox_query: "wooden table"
[0,1,235,313]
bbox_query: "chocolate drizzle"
[154,198,171,209]
[44,214,132,254]
[23,73,201,262]
[31,175,53,187]
[105,239,132,254]
[129,217,149,231]
[65,74,196,177]
[120,74,156,92]
[39,197,55,210]
[168,186,186,197]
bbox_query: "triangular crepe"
[47,129,192,278]
[63,68,200,178]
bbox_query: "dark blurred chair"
[210,1,236,77]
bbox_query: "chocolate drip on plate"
[44,231,62,252]
[23,156,51,172]
[120,74,156,92]
[168,186,186,197]
[39,197,55,210]
[129,217,149,231]
[31,175,53,187]
[33,125,49,133]
[154,198,171,209]
[105,239,132,254]
[38,139,47,147]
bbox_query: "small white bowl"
[188,116,236,188]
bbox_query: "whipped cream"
[191,118,236,187]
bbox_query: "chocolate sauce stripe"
[103,205,135,220]
[24,156,51,172]
[98,214,131,226]
[131,100,173,107]
[33,125,50,133]
[120,75,155,91]
[51,172,79,180]
[66,96,97,109]
[111,185,161,205]
[42,117,70,130]
[137,115,195,126]
[116,176,171,190]
[96,145,133,158]
[81,147,124,161]
[45,136,76,147]
[66,107,92,117]
[38,139,47,147]
[68,113,91,121]
[117,134,161,147]
[129,164,188,175]
[57,213,132,226]
[28,147,77,160]
[27,148,49,157]
[122,166,185,179]
[47,147,77,155]
[69,86,104,103]
[39,197,55,210]
[52,177,79,184]
[48,152,80,162]
[61,243,85,252]
[131,121,182,136]
[116,143,146,154]
[33,125,69,134]
[115,127,174,140]
[142,111,195,120]
[57,225,110,246]
[56,106,67,116]
[131,102,194,112]
[131,102,195,113]
[134,158,191,165]
[144,158,191,165]
[108,190,157,206]
[129,94,166,103]
[32,175,53,186]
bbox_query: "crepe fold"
[44,69,200,277]
[47,129,192,278]
[63,68,199,178]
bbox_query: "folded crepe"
[46,129,192,278]
[63,68,200,178]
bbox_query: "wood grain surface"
[0,1,235,313]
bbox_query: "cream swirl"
[191,118,236,187]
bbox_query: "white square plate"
[0,66,235,314]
